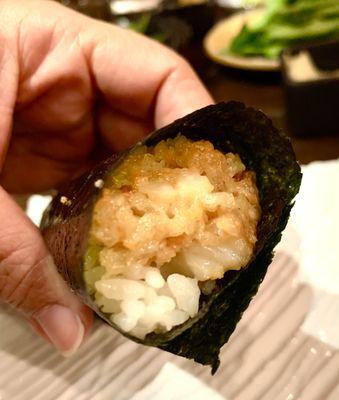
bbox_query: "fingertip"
[35,305,86,355]
[28,303,93,352]
[97,105,152,152]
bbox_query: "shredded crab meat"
[84,136,260,339]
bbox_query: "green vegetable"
[239,0,265,7]
[125,14,152,34]
[123,14,167,44]
[225,0,339,59]
[84,245,104,295]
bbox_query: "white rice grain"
[95,279,146,300]
[167,274,200,317]
[145,268,165,289]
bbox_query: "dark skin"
[0,0,212,354]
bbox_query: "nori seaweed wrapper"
[41,101,301,372]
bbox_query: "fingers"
[97,103,153,152]
[1,0,212,154]
[153,60,214,128]
[0,187,93,354]
[79,21,213,129]
[0,3,91,353]
[0,18,18,170]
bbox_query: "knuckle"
[167,49,191,71]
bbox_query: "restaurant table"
[182,42,339,166]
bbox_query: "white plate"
[203,9,280,71]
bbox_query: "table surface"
[183,42,339,165]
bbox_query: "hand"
[0,0,213,355]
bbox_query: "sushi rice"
[84,136,260,339]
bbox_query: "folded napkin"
[131,362,225,400]
[278,159,339,349]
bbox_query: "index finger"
[79,21,213,128]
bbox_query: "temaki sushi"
[41,101,301,372]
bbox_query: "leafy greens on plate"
[224,0,339,59]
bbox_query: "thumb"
[0,187,93,355]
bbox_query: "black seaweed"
[41,102,301,372]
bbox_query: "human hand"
[0,0,213,355]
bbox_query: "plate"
[203,9,280,71]
[215,0,265,10]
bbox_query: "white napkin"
[26,194,52,226]
[278,159,339,348]
[130,362,225,400]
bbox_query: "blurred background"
[56,0,339,164]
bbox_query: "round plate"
[203,9,280,71]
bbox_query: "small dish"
[203,9,280,71]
